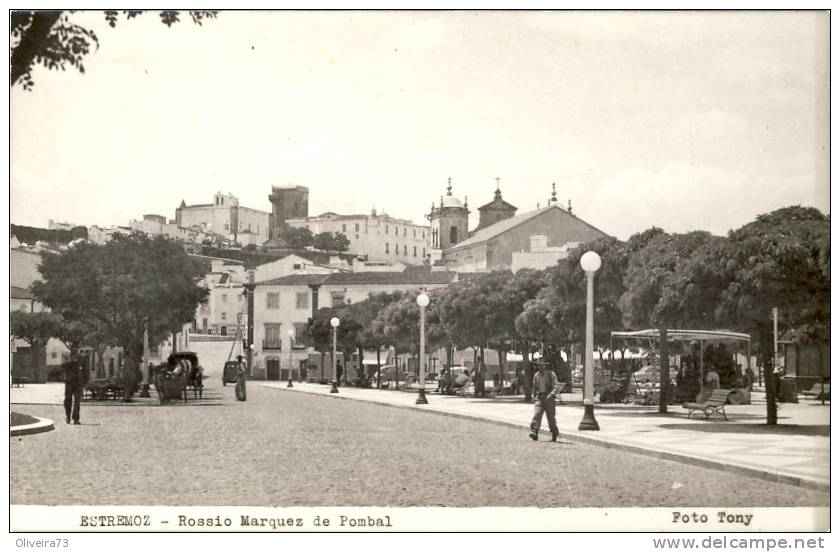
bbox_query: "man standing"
[63,351,87,425]
[529,363,560,442]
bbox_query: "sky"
[10,10,830,240]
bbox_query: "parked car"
[377,365,411,387]
[222,361,241,385]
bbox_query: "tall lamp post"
[330,317,340,393]
[578,251,601,431]
[416,292,430,405]
[287,329,295,388]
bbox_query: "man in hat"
[529,363,560,442]
[63,351,87,425]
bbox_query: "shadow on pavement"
[658,423,830,436]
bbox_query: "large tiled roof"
[258,266,455,287]
[258,274,330,286]
[447,204,607,251]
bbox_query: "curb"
[10,416,55,437]
[262,384,829,492]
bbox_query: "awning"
[611,329,751,343]
[362,349,391,365]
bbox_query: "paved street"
[11,382,828,507]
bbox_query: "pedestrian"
[63,351,87,425]
[336,361,344,387]
[235,355,247,401]
[529,363,560,442]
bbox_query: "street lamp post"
[578,251,601,431]
[416,292,430,405]
[287,329,295,388]
[330,317,340,393]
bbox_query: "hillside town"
[11,179,609,384]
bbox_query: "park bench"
[682,389,731,421]
[801,383,830,401]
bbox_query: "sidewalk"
[259,381,830,490]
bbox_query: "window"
[385,243,389,253]
[423,231,426,239]
[296,292,309,309]
[395,243,399,254]
[386,225,389,233]
[267,293,280,309]
[413,229,416,237]
[355,223,360,232]
[293,323,307,348]
[450,226,458,244]
[221,312,227,320]
[51,352,58,359]
[342,224,347,232]
[413,246,417,257]
[423,248,426,257]
[403,228,407,236]
[330,292,345,307]
[395,227,399,236]
[264,324,282,350]
[222,294,227,303]
[330,292,346,307]
[355,234,359,240]
[404,245,407,255]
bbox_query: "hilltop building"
[176,192,270,246]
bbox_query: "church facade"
[430,181,609,272]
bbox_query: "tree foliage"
[31,232,209,365]
[280,227,314,250]
[10,311,62,347]
[10,10,217,90]
[312,231,350,253]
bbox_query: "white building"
[250,266,457,381]
[191,259,248,336]
[286,208,430,265]
[176,192,271,246]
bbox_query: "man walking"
[529,362,560,442]
[63,351,87,425]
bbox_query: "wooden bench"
[683,389,731,421]
[801,383,830,401]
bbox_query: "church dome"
[442,195,463,208]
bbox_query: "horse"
[186,362,204,399]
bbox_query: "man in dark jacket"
[63,351,87,425]
[529,363,560,442]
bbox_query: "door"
[266,359,280,380]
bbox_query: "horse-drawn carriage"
[153,352,205,405]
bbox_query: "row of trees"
[304,207,829,424]
[11,233,209,381]
[279,227,351,253]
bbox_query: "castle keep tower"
[427,179,469,262]
[268,185,309,238]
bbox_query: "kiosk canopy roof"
[611,329,750,343]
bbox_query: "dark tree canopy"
[10,10,217,90]
[31,232,209,362]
